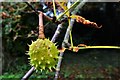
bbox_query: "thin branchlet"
[38,12,45,39]
[54,0,88,79]
[25,2,39,14]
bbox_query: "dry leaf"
[70,15,102,29]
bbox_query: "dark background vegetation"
[1,2,120,79]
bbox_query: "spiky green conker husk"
[27,38,59,72]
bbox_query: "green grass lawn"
[1,49,120,80]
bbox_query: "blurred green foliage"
[2,2,40,56]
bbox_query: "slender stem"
[54,51,64,80]
[54,18,74,80]
[56,0,80,20]
[25,2,39,14]
[70,31,73,48]
[63,19,75,47]
[60,46,120,52]
[68,2,73,48]
[68,18,73,48]
[79,46,120,49]
[51,23,63,43]
[63,0,88,47]
[38,12,45,39]
[21,67,35,80]
[43,13,53,21]
[52,0,57,17]
[72,0,88,15]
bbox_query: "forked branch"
[54,0,88,80]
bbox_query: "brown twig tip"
[38,12,45,39]
[98,25,102,28]
[91,22,102,29]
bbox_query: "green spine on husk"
[27,38,59,72]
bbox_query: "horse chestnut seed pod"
[27,39,59,72]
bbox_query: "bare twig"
[25,2,39,14]
[56,0,80,20]
[38,12,45,39]
[51,23,63,43]
[54,51,64,80]
[43,13,53,21]
[63,0,88,46]
[62,19,75,47]
[71,0,88,15]
[21,67,35,80]
[54,0,88,80]
[54,19,74,80]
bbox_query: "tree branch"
[25,2,39,14]
[38,12,45,39]
[21,67,35,80]
[51,23,63,43]
[63,0,88,47]
[54,0,88,80]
